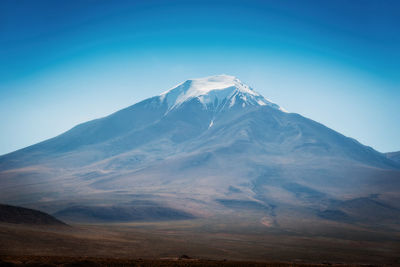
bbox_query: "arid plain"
[1,213,399,266]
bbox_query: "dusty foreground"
[0,255,377,267]
[0,218,399,266]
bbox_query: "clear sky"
[0,0,399,155]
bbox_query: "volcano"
[1,75,399,226]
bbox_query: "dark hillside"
[0,204,66,226]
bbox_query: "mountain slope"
[0,204,66,226]
[0,75,399,226]
[386,151,400,164]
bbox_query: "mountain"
[0,204,66,226]
[0,74,399,227]
[386,151,400,164]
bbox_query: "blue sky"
[0,0,399,154]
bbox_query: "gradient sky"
[1,0,399,155]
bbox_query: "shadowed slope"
[0,204,66,226]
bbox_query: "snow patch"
[257,99,267,106]
[160,74,285,112]
[279,107,289,113]
[229,93,236,107]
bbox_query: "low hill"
[0,204,66,226]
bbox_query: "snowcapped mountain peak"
[160,74,285,112]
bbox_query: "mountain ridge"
[385,151,400,164]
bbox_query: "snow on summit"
[160,74,285,112]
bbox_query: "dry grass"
[0,219,399,266]
[0,255,372,267]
